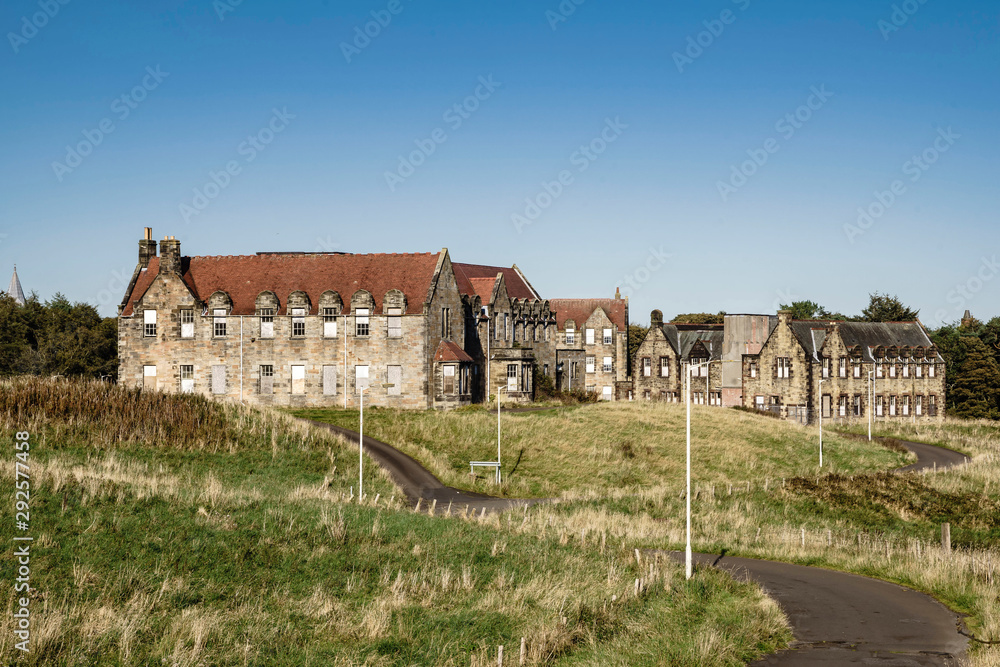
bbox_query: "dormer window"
[566,328,575,345]
[291,308,306,337]
[355,309,369,336]
[259,308,274,338]
[213,309,227,337]
[323,308,338,337]
[143,310,157,337]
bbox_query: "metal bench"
[470,461,501,484]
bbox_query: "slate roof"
[789,320,941,362]
[122,252,443,316]
[453,263,539,301]
[434,340,474,363]
[549,298,628,331]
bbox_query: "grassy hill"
[0,379,789,666]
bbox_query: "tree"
[670,312,726,324]
[778,300,853,321]
[860,292,919,322]
[949,337,1000,419]
[628,323,648,375]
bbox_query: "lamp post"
[818,377,825,468]
[868,370,874,441]
[359,381,394,501]
[496,386,508,485]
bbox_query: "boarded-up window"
[355,309,369,337]
[143,365,156,391]
[143,310,157,337]
[323,365,336,395]
[507,364,517,391]
[212,365,226,395]
[213,310,227,337]
[291,308,306,337]
[586,356,595,373]
[916,395,923,415]
[260,308,274,338]
[387,366,402,395]
[822,394,831,418]
[660,357,669,377]
[260,365,274,395]
[180,365,194,393]
[291,365,305,394]
[602,386,612,400]
[876,395,884,416]
[355,365,369,394]
[585,329,595,345]
[387,308,402,338]
[323,308,337,337]
[180,309,194,338]
[443,365,455,394]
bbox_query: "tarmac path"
[304,417,971,665]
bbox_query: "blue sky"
[1,0,997,325]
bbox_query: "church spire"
[7,265,25,306]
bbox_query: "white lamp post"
[685,361,693,580]
[818,377,825,468]
[496,386,508,484]
[868,370,874,441]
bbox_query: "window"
[710,392,721,406]
[756,395,765,410]
[822,357,830,378]
[571,361,579,379]
[534,325,539,342]
[821,394,832,418]
[749,361,758,378]
[494,315,500,340]
[260,308,274,338]
[566,328,575,345]
[853,395,862,417]
[180,365,194,393]
[642,357,651,377]
[291,308,306,337]
[903,361,909,378]
[323,365,336,395]
[586,356,595,373]
[916,363,923,378]
[603,356,612,373]
[543,363,549,376]
[586,384,596,394]
[876,358,884,378]
[916,395,923,415]
[929,363,936,378]
[691,357,707,377]
[180,309,194,338]
[291,365,305,394]
[386,366,401,395]
[889,362,897,378]
[853,359,862,378]
[929,394,937,416]
[260,364,274,395]
[602,386,613,401]
[213,309,227,337]
[521,363,531,392]
[660,357,670,377]
[387,307,402,338]
[355,309,369,336]
[443,365,456,394]
[504,314,509,341]
[876,395,884,417]
[585,328,595,345]
[902,395,910,416]
[603,328,613,345]
[776,357,790,379]
[660,390,667,401]
[143,310,157,337]
[355,365,369,393]
[839,358,847,378]
[544,325,550,342]
[212,365,226,395]
[839,395,847,417]
[644,389,651,401]
[442,308,451,338]
[889,395,897,416]
[143,365,156,391]
[323,308,338,338]
[507,364,518,391]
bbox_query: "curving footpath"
[305,417,971,665]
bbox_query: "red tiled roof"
[453,263,538,301]
[467,277,499,302]
[549,298,628,331]
[434,340,474,363]
[122,252,442,316]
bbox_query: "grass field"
[293,403,911,498]
[0,379,791,666]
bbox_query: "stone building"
[741,310,946,423]
[119,230,473,409]
[119,231,631,408]
[632,310,725,404]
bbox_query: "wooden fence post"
[941,523,951,556]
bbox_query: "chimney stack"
[159,235,182,274]
[777,309,793,326]
[138,227,157,268]
[650,309,663,327]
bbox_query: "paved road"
[893,439,969,474]
[302,418,546,513]
[305,418,971,664]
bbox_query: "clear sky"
[1,0,997,325]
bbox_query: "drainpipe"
[486,312,491,402]
[344,312,348,409]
